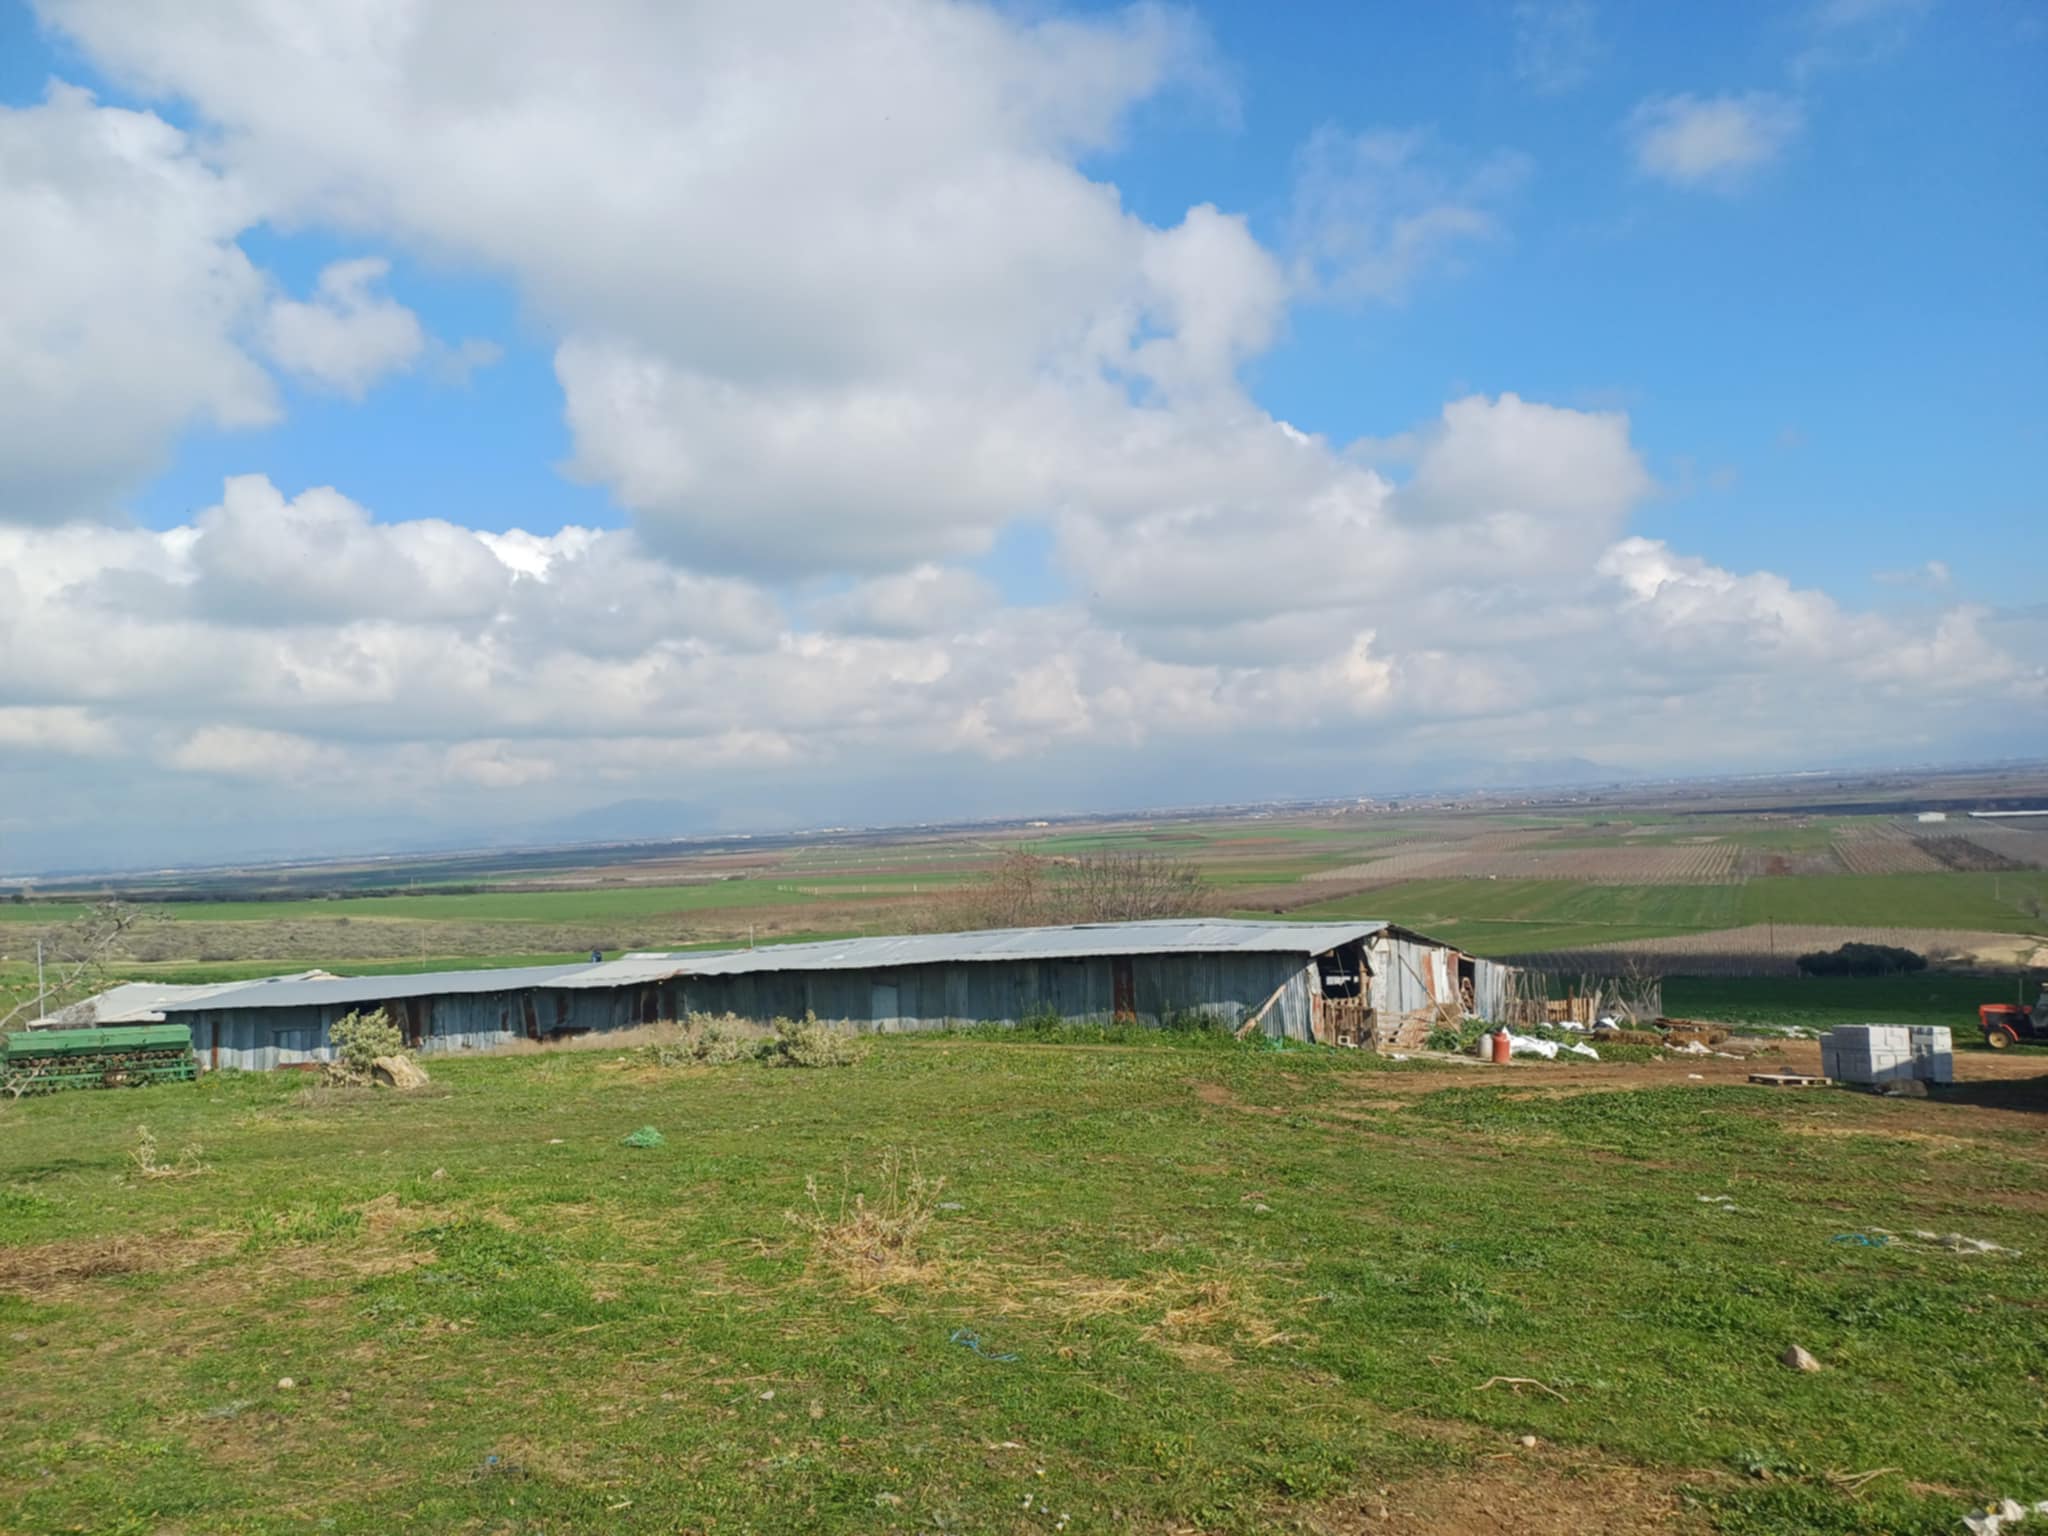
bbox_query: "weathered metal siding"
[187,946,1446,1070]
[1471,958,1511,1021]
[195,985,573,1070]
[676,951,1317,1038]
[1365,936,1516,1025]
[1367,935,1445,1018]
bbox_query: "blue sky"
[0,0,2042,871]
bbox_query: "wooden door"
[1111,958,1136,1023]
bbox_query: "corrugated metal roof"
[150,962,595,1014]
[41,975,316,1025]
[74,919,1393,1015]
[551,918,1388,985]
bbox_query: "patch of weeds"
[364,1220,596,1335]
[241,1201,365,1252]
[947,1013,1253,1050]
[691,1013,773,1064]
[646,1013,772,1067]
[1707,1476,1963,1535]
[771,1014,870,1068]
[1424,1023,1477,1053]
[619,1125,665,1148]
[128,1125,208,1181]
[1157,1004,1232,1036]
[787,1147,943,1286]
[0,1185,56,1240]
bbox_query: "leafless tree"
[930,850,1052,931]
[1049,850,1209,923]
[930,849,1211,931]
[0,902,156,1037]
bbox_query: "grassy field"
[1664,973,2036,1033]
[3,1036,2045,1534]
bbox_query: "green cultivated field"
[1284,872,2045,955]
[3,1038,2044,1534]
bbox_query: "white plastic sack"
[1504,1033,1558,1060]
[1565,1042,1600,1060]
[1964,1498,2048,1536]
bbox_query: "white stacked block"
[1908,1025,1954,1084]
[1820,1025,1915,1085]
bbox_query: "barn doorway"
[1111,957,1136,1023]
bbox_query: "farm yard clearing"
[3,1027,2044,1534]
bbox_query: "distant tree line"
[1795,941,1927,977]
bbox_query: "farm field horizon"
[4,775,2046,1014]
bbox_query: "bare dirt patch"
[1307,1452,1715,1534]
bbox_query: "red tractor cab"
[1980,988,2047,1049]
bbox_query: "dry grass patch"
[785,1147,947,1292]
[985,1256,1303,1363]
[0,1232,228,1295]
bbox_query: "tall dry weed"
[786,1148,945,1288]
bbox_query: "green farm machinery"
[1,1023,196,1095]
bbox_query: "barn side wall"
[677,951,1317,1039]
[182,949,1376,1070]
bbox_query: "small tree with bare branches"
[931,849,1210,931]
[0,902,157,1040]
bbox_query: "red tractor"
[1980,986,2047,1049]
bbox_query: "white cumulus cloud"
[0,83,274,521]
[1628,91,1803,189]
[263,257,425,398]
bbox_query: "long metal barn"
[54,919,1523,1071]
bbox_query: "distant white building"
[1916,811,1947,823]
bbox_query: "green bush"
[327,1007,405,1084]
[771,1013,870,1068]
[690,1014,771,1064]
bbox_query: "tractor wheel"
[1985,1026,2015,1050]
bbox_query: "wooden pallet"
[1747,1072,1829,1088]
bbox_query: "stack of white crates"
[1908,1025,1954,1084]
[1819,1024,1950,1085]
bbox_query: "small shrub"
[690,1013,772,1064]
[771,1013,870,1068]
[327,1007,406,1085]
[641,1014,771,1067]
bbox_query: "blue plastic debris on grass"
[1833,1232,1890,1247]
[949,1328,1017,1363]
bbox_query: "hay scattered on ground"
[0,1233,227,1295]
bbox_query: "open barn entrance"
[1310,940,1372,1046]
